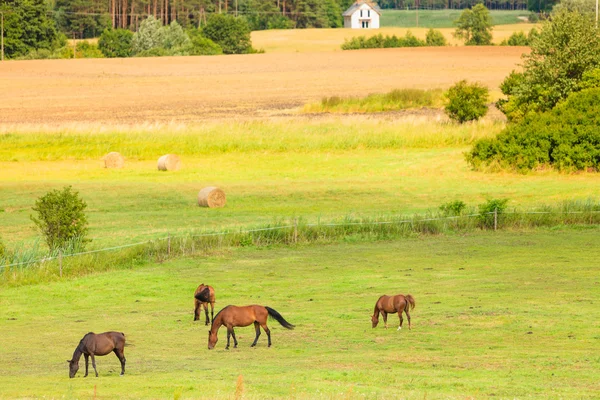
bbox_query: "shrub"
[341,32,426,50]
[202,14,253,54]
[444,80,489,123]
[30,186,89,251]
[528,12,540,22]
[439,200,467,216]
[426,29,447,46]
[477,199,509,229]
[467,88,600,172]
[453,4,493,46]
[74,41,104,58]
[98,29,134,58]
[162,21,191,52]
[186,29,223,55]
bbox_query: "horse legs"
[398,312,404,331]
[84,354,89,377]
[193,300,200,321]
[405,308,412,330]
[261,323,272,347]
[210,301,215,324]
[251,321,261,347]
[114,349,126,376]
[382,311,388,329]
[90,354,98,377]
[226,326,238,349]
[203,303,210,326]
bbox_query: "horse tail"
[405,294,416,311]
[265,306,295,330]
[195,287,211,302]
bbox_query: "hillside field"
[1,230,599,399]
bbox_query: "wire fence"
[2,209,600,272]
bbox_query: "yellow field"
[252,24,538,53]
[0,45,526,126]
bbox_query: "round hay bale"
[103,152,125,168]
[197,187,226,208]
[157,154,181,171]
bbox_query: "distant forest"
[44,0,538,38]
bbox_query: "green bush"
[426,29,447,46]
[98,29,134,58]
[186,29,223,55]
[132,15,165,54]
[202,14,253,54]
[74,41,104,58]
[467,88,600,172]
[528,12,540,22]
[439,200,467,216]
[341,32,426,50]
[444,80,489,123]
[30,186,89,251]
[477,199,509,229]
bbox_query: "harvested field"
[0,47,526,125]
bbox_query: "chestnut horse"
[208,305,294,350]
[68,331,126,378]
[194,284,216,325]
[371,294,415,330]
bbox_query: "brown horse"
[194,284,216,325]
[208,305,294,350]
[68,331,126,378]
[371,294,415,330]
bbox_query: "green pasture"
[0,229,598,398]
[1,119,599,251]
[381,10,531,28]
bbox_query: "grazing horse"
[68,331,126,378]
[371,294,415,330]
[194,284,216,325]
[208,305,294,350]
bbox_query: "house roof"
[342,0,382,17]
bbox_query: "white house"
[343,0,381,29]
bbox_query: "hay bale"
[103,152,125,168]
[157,154,181,171]
[198,187,226,208]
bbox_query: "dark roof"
[342,1,382,17]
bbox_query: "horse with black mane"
[208,305,294,349]
[371,294,415,330]
[68,331,126,378]
[194,284,216,325]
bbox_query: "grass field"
[1,229,599,398]
[2,119,599,250]
[380,9,531,28]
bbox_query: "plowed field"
[0,47,526,125]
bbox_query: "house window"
[368,10,370,17]
[360,10,363,17]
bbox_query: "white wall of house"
[344,3,380,29]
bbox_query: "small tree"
[98,28,134,58]
[454,4,493,46]
[444,80,489,123]
[132,15,165,54]
[478,199,509,229]
[426,29,447,46]
[31,186,89,251]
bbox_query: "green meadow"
[381,9,531,28]
[0,229,599,398]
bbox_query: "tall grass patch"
[303,89,445,114]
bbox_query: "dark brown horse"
[208,305,294,350]
[194,284,216,325]
[68,332,126,378]
[371,294,415,330]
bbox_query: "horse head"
[67,359,79,378]
[371,314,379,328]
[208,330,218,350]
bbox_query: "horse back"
[194,284,216,303]
[220,305,265,326]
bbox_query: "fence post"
[59,249,63,278]
[494,208,498,231]
[167,234,171,257]
[293,218,298,244]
